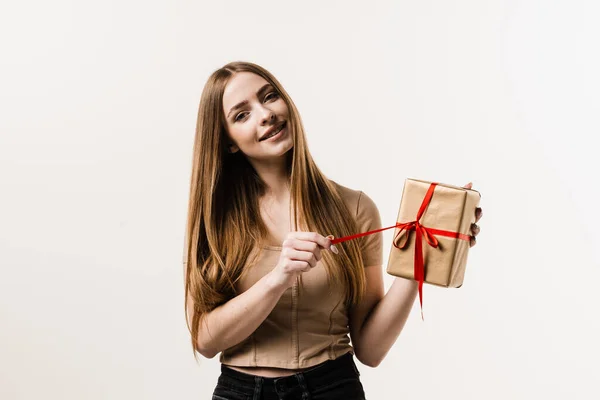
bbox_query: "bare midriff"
[227,365,311,378]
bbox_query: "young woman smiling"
[183,61,482,400]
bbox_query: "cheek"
[230,124,257,146]
[276,101,290,117]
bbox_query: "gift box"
[385,179,481,314]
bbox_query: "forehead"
[222,72,270,111]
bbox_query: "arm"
[348,190,417,367]
[349,265,418,368]
[189,270,288,359]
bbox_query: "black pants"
[212,352,366,400]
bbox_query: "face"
[222,72,293,162]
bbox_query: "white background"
[1,1,599,399]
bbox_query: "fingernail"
[325,235,338,254]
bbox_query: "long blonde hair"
[184,61,366,355]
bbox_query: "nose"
[260,109,276,126]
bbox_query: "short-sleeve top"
[190,181,383,369]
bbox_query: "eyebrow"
[226,83,274,119]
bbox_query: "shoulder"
[330,180,383,265]
[329,180,380,222]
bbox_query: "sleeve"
[356,190,383,266]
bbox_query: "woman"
[183,61,482,400]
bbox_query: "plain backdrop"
[1,1,599,399]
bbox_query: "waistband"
[220,351,359,389]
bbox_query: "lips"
[259,121,286,141]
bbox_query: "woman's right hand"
[267,232,339,290]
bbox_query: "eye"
[265,91,279,101]
[234,112,248,122]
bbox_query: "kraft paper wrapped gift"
[386,179,481,292]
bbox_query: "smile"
[260,122,287,142]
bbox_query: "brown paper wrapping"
[386,179,481,288]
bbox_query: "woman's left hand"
[463,182,483,248]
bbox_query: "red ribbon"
[330,183,471,320]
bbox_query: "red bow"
[391,183,440,320]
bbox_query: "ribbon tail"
[419,284,424,323]
[414,227,425,321]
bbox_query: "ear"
[228,143,240,153]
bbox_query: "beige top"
[189,182,383,369]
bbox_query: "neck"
[250,157,290,202]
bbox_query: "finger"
[288,260,311,273]
[283,238,322,260]
[326,235,339,254]
[463,182,473,190]
[284,249,318,269]
[288,231,331,250]
[471,223,480,236]
[475,207,483,222]
[469,235,477,247]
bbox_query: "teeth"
[263,124,284,140]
